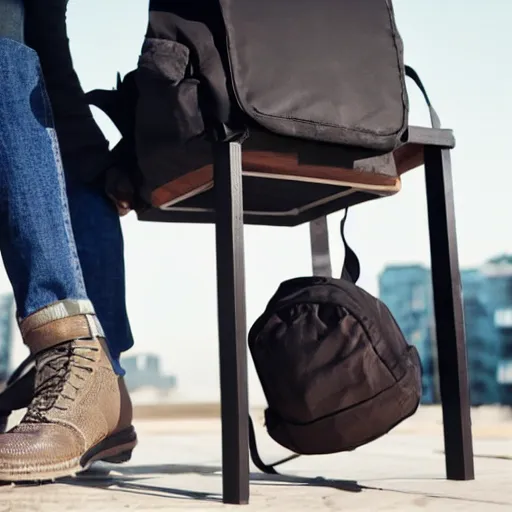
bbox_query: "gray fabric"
[0,0,24,42]
[219,0,408,150]
[139,38,190,82]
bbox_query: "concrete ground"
[0,406,510,511]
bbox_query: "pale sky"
[4,0,511,403]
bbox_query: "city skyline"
[379,255,512,406]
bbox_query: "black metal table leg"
[309,217,332,277]
[424,146,475,481]
[213,141,250,504]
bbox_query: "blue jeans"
[65,175,134,369]
[0,0,133,370]
[0,37,90,316]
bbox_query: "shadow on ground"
[60,463,364,503]
[3,463,509,507]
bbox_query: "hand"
[104,166,136,217]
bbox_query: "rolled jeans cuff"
[18,299,125,376]
[19,299,98,336]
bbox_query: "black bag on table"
[247,212,422,473]
[88,0,415,212]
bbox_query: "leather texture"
[23,315,102,355]
[0,313,134,480]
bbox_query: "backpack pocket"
[135,37,212,204]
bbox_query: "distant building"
[379,265,436,403]
[460,269,500,405]
[480,255,512,405]
[121,353,177,393]
[379,257,511,406]
[0,294,14,383]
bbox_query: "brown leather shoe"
[0,301,136,481]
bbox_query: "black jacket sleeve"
[24,0,113,183]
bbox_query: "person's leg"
[0,12,136,478]
[23,0,134,368]
[65,176,134,373]
[0,10,87,316]
[0,0,131,373]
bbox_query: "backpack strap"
[248,416,301,475]
[340,209,361,284]
[404,65,441,129]
[86,71,139,139]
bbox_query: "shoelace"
[24,342,99,424]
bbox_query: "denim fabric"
[66,176,134,369]
[0,37,89,316]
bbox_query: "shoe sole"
[0,426,137,482]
